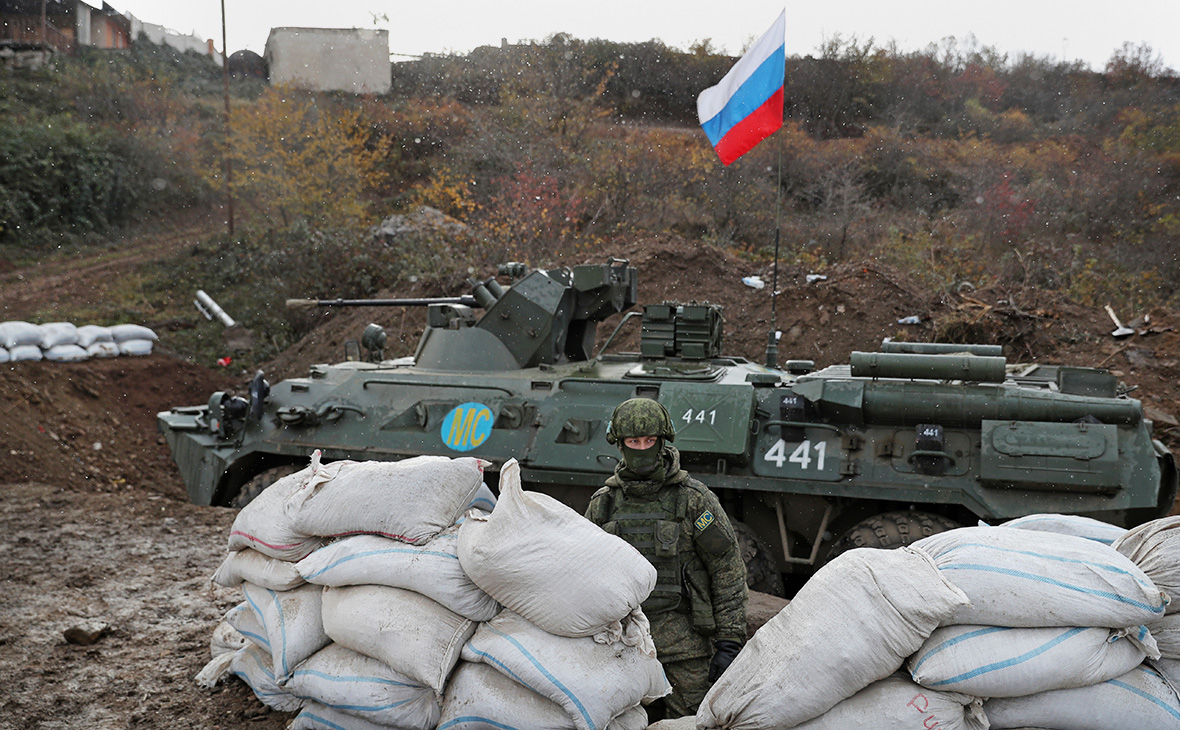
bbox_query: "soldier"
[585,397,748,720]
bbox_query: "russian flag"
[697,11,786,166]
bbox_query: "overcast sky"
[114,1,1179,73]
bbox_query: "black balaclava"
[619,437,667,482]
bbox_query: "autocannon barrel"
[285,296,480,309]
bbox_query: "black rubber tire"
[230,464,303,508]
[825,510,961,562]
[733,520,787,597]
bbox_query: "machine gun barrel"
[286,296,480,309]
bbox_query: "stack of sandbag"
[696,545,977,730]
[447,459,670,729]
[200,451,491,729]
[908,523,1176,730]
[1114,515,1180,661]
[0,320,157,362]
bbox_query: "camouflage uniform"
[586,398,748,718]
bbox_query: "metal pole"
[220,0,235,235]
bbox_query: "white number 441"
[764,439,827,470]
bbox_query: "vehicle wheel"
[825,510,961,562]
[733,520,786,597]
[230,464,303,508]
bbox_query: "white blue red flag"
[696,11,786,166]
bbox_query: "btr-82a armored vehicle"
[158,258,1177,594]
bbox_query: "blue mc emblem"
[441,402,494,452]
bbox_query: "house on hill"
[265,27,390,94]
[0,0,129,65]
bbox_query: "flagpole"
[765,102,785,370]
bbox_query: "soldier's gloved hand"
[707,640,742,682]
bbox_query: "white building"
[265,27,390,94]
[124,13,223,66]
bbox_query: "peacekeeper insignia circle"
[695,510,715,532]
[441,402,493,452]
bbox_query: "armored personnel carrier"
[158,258,1177,593]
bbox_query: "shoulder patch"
[694,510,715,532]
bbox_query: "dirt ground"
[1,223,1178,729]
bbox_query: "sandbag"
[9,344,42,362]
[287,454,486,543]
[38,321,78,348]
[213,548,306,591]
[285,643,441,730]
[696,546,968,730]
[230,643,304,712]
[467,483,497,512]
[790,673,987,730]
[461,610,668,730]
[211,619,249,658]
[43,343,88,362]
[439,661,576,730]
[75,324,113,348]
[86,341,120,359]
[998,513,1128,544]
[457,459,656,639]
[108,323,158,342]
[909,624,1156,697]
[118,338,154,356]
[297,529,500,621]
[984,663,1180,729]
[242,581,330,683]
[0,347,8,363]
[227,458,323,561]
[915,525,1167,627]
[1114,516,1180,615]
[290,701,394,730]
[0,321,41,348]
[225,601,269,651]
[195,651,236,689]
[1150,613,1180,659]
[321,584,474,695]
[1155,657,1180,685]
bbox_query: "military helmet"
[606,397,676,444]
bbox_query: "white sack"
[457,459,656,639]
[195,651,236,689]
[87,341,120,358]
[287,454,486,543]
[1150,613,1180,659]
[439,661,576,730]
[909,624,1156,697]
[227,458,323,561]
[0,347,8,363]
[242,581,330,683]
[43,344,88,362]
[118,338,153,356]
[461,610,669,730]
[984,663,1180,729]
[211,619,249,658]
[0,321,42,348]
[213,548,305,591]
[915,525,1167,627]
[467,483,497,512]
[1114,516,1180,615]
[608,705,649,730]
[696,546,968,730]
[9,344,42,362]
[998,513,1128,544]
[297,529,500,621]
[75,324,113,347]
[1155,657,1180,685]
[38,321,78,348]
[285,643,441,730]
[108,323,158,342]
[225,601,270,652]
[230,643,304,712]
[321,584,474,695]
[290,701,394,730]
[790,673,987,730]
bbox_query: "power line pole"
[221,0,235,235]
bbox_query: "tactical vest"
[601,484,687,614]
[598,485,717,639]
